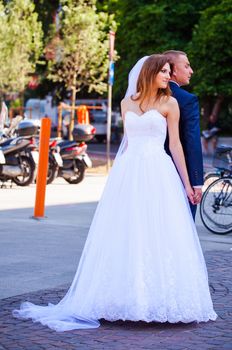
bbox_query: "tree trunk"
[210,95,224,121]
[69,74,77,140]
[20,91,24,110]
[202,97,212,125]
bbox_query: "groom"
[163,50,203,219]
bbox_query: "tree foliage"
[34,0,60,39]
[113,0,218,100]
[0,0,231,130]
[188,0,232,98]
[47,0,116,95]
[0,0,43,96]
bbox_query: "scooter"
[46,138,63,184]
[0,117,39,187]
[48,124,95,185]
[0,136,36,187]
[57,140,91,184]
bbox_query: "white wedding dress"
[13,110,217,331]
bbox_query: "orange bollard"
[34,118,51,218]
[77,105,89,124]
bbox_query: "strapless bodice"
[125,109,167,154]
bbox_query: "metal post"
[106,84,112,171]
[106,31,115,172]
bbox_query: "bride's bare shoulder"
[166,96,178,108]
[121,96,131,106]
[121,94,139,108]
[121,97,128,106]
[121,97,132,113]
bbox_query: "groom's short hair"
[163,51,187,79]
[163,50,187,64]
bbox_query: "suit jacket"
[165,81,204,187]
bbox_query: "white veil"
[115,56,150,159]
[124,56,150,98]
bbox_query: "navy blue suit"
[165,81,204,219]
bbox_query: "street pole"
[106,82,112,171]
[106,31,115,172]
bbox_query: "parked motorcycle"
[46,138,62,184]
[48,124,95,185]
[0,136,36,186]
[0,117,39,186]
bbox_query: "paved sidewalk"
[0,251,231,349]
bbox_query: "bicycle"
[200,145,232,235]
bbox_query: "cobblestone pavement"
[0,251,231,350]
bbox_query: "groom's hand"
[193,187,202,204]
[185,185,195,205]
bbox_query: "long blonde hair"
[132,54,172,112]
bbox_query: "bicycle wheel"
[200,177,232,234]
[203,170,230,189]
[203,172,221,189]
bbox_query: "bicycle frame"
[213,179,232,211]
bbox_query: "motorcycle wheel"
[64,159,85,184]
[47,163,58,185]
[13,156,35,187]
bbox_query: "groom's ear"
[172,65,177,78]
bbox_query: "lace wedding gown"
[13,110,217,331]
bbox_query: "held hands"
[185,185,195,205]
[185,185,202,205]
[193,187,203,205]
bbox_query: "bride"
[13,54,217,331]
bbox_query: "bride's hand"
[185,185,195,204]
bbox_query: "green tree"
[189,0,232,125]
[0,0,43,99]
[34,0,60,38]
[112,0,217,101]
[47,0,116,137]
[23,1,62,102]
